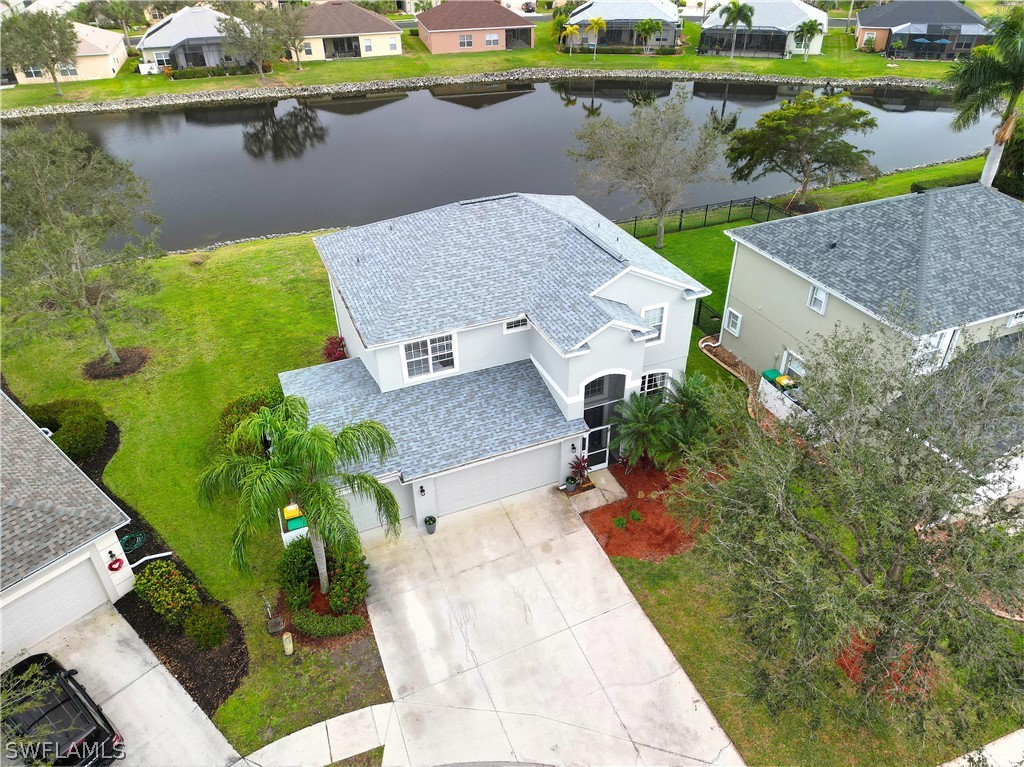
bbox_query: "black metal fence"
[693,298,723,336]
[616,196,794,239]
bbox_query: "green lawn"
[614,553,1018,767]
[0,236,391,755]
[0,26,950,111]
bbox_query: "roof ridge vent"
[573,225,627,263]
[460,194,520,206]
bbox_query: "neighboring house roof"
[23,0,78,15]
[857,0,986,28]
[279,358,586,480]
[302,1,401,37]
[314,193,709,354]
[417,0,533,31]
[728,184,1024,334]
[701,0,826,31]
[138,5,234,50]
[73,22,123,57]
[569,0,678,24]
[0,394,129,592]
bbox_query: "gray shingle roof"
[279,359,586,480]
[1,394,129,591]
[729,184,1024,334]
[416,0,533,31]
[857,0,985,28]
[315,193,708,354]
[138,6,234,50]
[303,1,401,37]
[702,0,827,31]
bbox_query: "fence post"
[632,217,637,237]
[728,199,734,222]
[750,198,756,220]
[679,209,684,231]
[703,205,709,228]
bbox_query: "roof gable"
[417,0,533,30]
[569,0,678,23]
[73,23,123,56]
[303,1,401,37]
[857,0,986,28]
[701,0,826,30]
[138,6,235,49]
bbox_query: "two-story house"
[279,193,709,531]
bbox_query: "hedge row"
[292,610,365,637]
[24,398,107,463]
[909,171,981,193]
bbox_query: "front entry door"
[583,404,614,470]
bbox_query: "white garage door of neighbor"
[434,443,562,516]
[1,558,108,658]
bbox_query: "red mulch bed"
[83,347,149,380]
[274,590,377,653]
[582,463,697,562]
[836,631,934,703]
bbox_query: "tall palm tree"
[197,395,400,594]
[946,7,1024,187]
[561,23,580,56]
[104,0,138,48]
[632,18,661,54]
[586,16,606,59]
[795,18,823,63]
[717,0,754,61]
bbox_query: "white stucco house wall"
[1,393,135,663]
[279,193,709,531]
[700,0,828,57]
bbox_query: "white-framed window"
[57,62,77,76]
[862,31,876,48]
[807,285,828,315]
[640,372,668,394]
[641,305,666,344]
[389,36,398,51]
[915,329,954,369]
[150,8,164,19]
[22,65,43,78]
[364,38,373,52]
[504,317,528,333]
[302,41,313,56]
[1007,310,1024,328]
[458,34,473,48]
[783,350,806,380]
[404,334,455,379]
[485,32,499,46]
[154,52,172,67]
[724,308,742,336]
[584,378,605,400]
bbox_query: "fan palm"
[197,395,400,594]
[632,18,661,54]
[717,0,754,61]
[586,16,606,59]
[561,23,580,55]
[945,6,1024,186]
[795,18,823,63]
[611,392,676,470]
[662,372,714,449]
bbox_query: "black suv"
[2,654,123,766]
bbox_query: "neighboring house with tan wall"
[719,184,1024,384]
[855,0,990,58]
[417,1,534,54]
[13,22,125,84]
[294,1,402,62]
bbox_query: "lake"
[58,79,995,250]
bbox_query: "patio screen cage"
[698,27,788,57]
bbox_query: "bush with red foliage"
[323,335,348,362]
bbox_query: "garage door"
[1,558,108,658]
[345,479,414,533]
[434,443,562,516]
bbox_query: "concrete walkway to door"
[360,478,745,767]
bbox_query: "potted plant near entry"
[424,515,437,534]
[565,474,578,493]
[566,454,590,493]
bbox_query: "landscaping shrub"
[408,27,419,36]
[184,603,229,650]
[134,560,200,626]
[25,398,107,463]
[217,383,284,444]
[613,516,628,529]
[327,549,370,615]
[629,509,642,523]
[909,171,980,193]
[292,609,364,637]
[322,335,348,362]
[277,537,316,611]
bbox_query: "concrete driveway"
[26,604,238,767]
[363,480,744,767]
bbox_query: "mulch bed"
[274,590,377,654]
[82,347,149,380]
[582,463,698,562]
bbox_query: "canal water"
[57,79,995,249]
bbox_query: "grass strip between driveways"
[0,25,952,112]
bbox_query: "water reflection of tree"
[242,105,328,161]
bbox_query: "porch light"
[571,443,577,453]
[419,485,426,496]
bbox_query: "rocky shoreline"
[0,67,948,120]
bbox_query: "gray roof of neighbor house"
[569,0,678,24]
[314,193,709,354]
[279,359,586,480]
[0,394,129,591]
[417,0,534,31]
[73,23,123,56]
[857,0,986,28]
[702,0,827,31]
[302,1,401,37]
[138,6,234,49]
[728,184,1024,334]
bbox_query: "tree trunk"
[979,141,1004,188]
[656,214,666,249]
[803,41,810,63]
[730,27,738,61]
[295,45,303,70]
[88,305,120,365]
[48,66,63,97]
[798,175,810,205]
[593,37,598,59]
[846,0,855,29]
[120,19,131,48]
[309,530,331,594]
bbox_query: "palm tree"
[611,392,675,470]
[197,395,400,594]
[104,0,138,48]
[585,16,606,60]
[946,6,1024,187]
[632,18,661,54]
[560,23,580,55]
[717,0,754,61]
[795,18,823,63]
